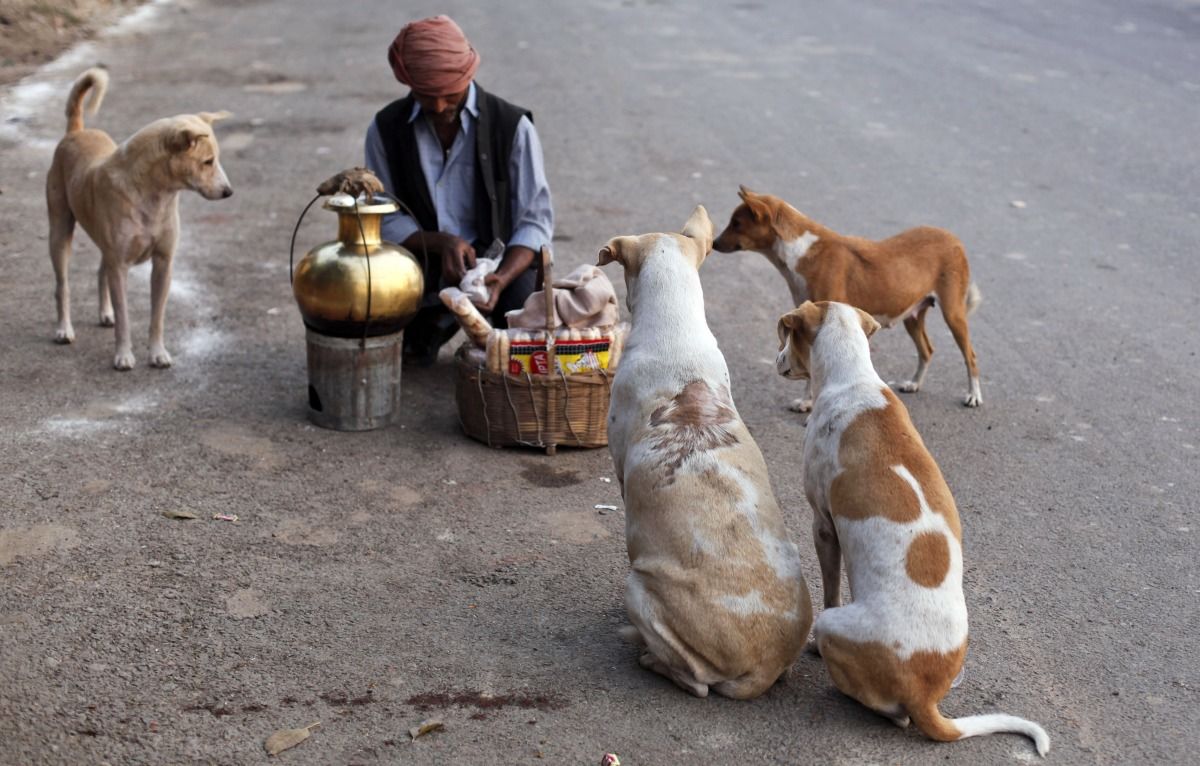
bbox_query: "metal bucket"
[304,329,403,431]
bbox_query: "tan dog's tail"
[65,67,109,134]
[909,702,1050,757]
[965,282,982,316]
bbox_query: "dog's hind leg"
[47,177,77,344]
[147,252,173,368]
[897,300,935,393]
[940,288,981,407]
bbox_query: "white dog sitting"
[599,206,812,699]
[777,300,1048,754]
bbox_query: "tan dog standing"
[715,187,982,409]
[599,206,812,699]
[46,67,233,370]
[777,300,1048,755]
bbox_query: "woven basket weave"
[454,246,613,454]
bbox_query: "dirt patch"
[0,1,146,86]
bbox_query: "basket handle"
[541,245,556,372]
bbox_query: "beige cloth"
[505,264,619,330]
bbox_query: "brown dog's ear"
[680,205,713,258]
[167,128,201,153]
[198,110,233,124]
[853,306,881,339]
[740,189,770,222]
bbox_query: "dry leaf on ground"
[162,510,198,520]
[264,722,320,755]
[408,718,444,741]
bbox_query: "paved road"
[2,1,1197,763]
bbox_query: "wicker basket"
[454,246,613,454]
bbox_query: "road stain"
[273,518,339,547]
[540,510,610,544]
[521,463,583,488]
[407,688,565,712]
[0,524,81,566]
[225,588,270,619]
[200,424,283,469]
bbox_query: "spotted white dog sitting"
[777,300,1048,754]
[599,206,812,699]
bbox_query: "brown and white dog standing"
[777,300,1048,755]
[46,67,233,370]
[599,206,812,699]
[715,187,982,410]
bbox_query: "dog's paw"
[896,380,921,393]
[149,348,173,369]
[98,313,114,327]
[54,326,75,344]
[113,350,136,371]
[788,398,813,413]
[963,392,982,407]
[804,639,822,657]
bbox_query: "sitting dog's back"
[601,206,812,699]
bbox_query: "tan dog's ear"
[167,128,201,153]
[680,205,713,257]
[198,111,233,124]
[598,236,633,267]
[796,301,828,340]
[853,306,881,338]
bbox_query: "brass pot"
[292,197,424,338]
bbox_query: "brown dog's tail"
[909,701,1050,757]
[65,67,109,134]
[965,282,982,316]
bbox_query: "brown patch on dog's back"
[829,389,961,539]
[648,381,739,483]
[905,531,951,587]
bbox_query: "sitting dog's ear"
[166,128,201,153]
[598,236,633,267]
[680,205,713,257]
[853,307,881,339]
[198,111,233,124]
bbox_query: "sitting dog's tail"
[965,282,982,316]
[65,66,109,134]
[909,701,1050,757]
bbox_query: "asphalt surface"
[1,1,1198,764]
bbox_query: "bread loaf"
[438,287,493,348]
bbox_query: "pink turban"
[388,15,479,96]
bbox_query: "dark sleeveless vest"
[374,84,532,247]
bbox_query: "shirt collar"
[407,81,478,124]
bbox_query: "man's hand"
[471,245,536,314]
[439,235,477,284]
[473,273,504,313]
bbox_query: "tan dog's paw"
[149,348,173,368]
[113,349,135,371]
[788,397,813,413]
[98,312,114,327]
[54,326,75,344]
[896,380,921,393]
[963,393,982,407]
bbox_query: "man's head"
[388,15,478,125]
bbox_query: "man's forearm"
[494,245,535,288]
